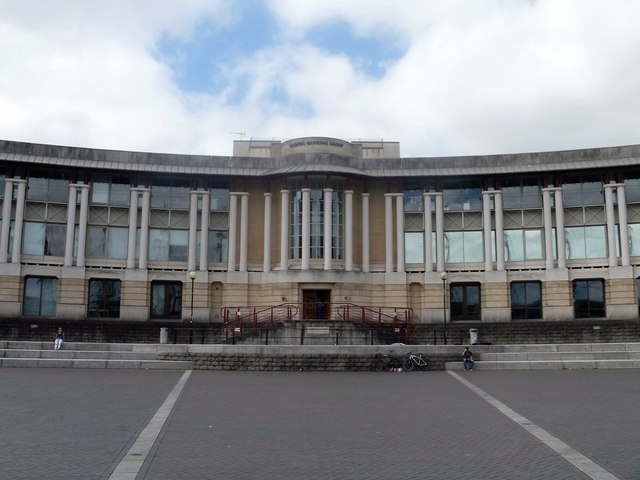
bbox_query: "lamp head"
[440,271,448,281]
[188,270,198,280]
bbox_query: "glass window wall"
[23,277,57,316]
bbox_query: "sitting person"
[461,346,474,371]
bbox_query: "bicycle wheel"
[420,359,432,371]
[403,359,415,371]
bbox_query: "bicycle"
[374,353,403,371]
[402,352,432,371]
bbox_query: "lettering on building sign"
[289,140,344,148]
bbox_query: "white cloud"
[1,0,640,157]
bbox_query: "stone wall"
[158,352,459,371]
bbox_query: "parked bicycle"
[374,353,403,371]
[402,352,432,371]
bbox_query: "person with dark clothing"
[54,327,64,351]
[462,346,474,371]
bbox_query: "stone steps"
[445,342,640,371]
[0,341,192,370]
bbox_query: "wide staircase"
[445,342,640,371]
[0,341,193,370]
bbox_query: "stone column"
[127,188,139,269]
[384,194,394,273]
[188,190,199,272]
[199,191,210,271]
[435,193,445,273]
[263,192,272,272]
[617,184,630,266]
[0,178,13,262]
[323,188,333,270]
[280,190,289,271]
[361,193,370,273]
[423,193,433,273]
[344,190,353,272]
[604,184,617,268]
[239,192,249,272]
[139,188,150,270]
[395,194,405,273]
[482,191,492,272]
[75,183,90,267]
[11,179,27,263]
[64,184,78,267]
[227,192,238,272]
[301,188,311,270]
[495,191,505,271]
[542,189,554,269]
[554,189,566,268]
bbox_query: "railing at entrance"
[220,302,413,342]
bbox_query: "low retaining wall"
[157,345,462,371]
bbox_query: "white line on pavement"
[109,370,192,480]
[448,371,621,480]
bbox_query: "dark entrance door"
[302,290,331,320]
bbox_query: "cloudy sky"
[1,0,639,157]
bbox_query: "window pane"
[504,230,524,261]
[91,183,109,203]
[48,179,69,203]
[524,230,543,260]
[584,225,607,258]
[26,177,47,201]
[151,185,171,208]
[405,232,424,263]
[110,183,130,206]
[445,232,464,263]
[464,231,483,263]
[169,230,188,261]
[23,222,45,255]
[23,277,42,315]
[151,283,166,316]
[170,186,190,209]
[209,231,228,262]
[210,187,229,211]
[88,279,120,318]
[45,224,66,256]
[629,224,640,256]
[149,229,169,260]
[87,226,106,257]
[107,227,128,259]
[565,227,586,259]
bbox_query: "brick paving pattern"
[0,369,183,480]
[1,368,638,479]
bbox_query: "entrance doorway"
[302,290,331,320]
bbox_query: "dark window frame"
[510,281,542,320]
[450,282,481,321]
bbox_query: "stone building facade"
[1,136,640,329]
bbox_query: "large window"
[573,279,605,318]
[86,226,128,259]
[23,277,58,316]
[149,229,188,261]
[562,175,603,207]
[450,283,481,321]
[289,179,343,260]
[151,281,182,318]
[151,178,190,209]
[23,222,66,256]
[443,182,482,211]
[565,226,607,259]
[90,175,130,206]
[501,178,542,209]
[511,282,542,320]
[88,279,121,318]
[504,229,543,261]
[26,176,68,203]
[444,231,483,263]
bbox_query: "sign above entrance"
[282,137,355,157]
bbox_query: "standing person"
[54,327,64,351]
[461,346,474,371]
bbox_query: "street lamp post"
[440,271,448,345]
[188,270,197,343]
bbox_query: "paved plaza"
[1,368,639,479]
